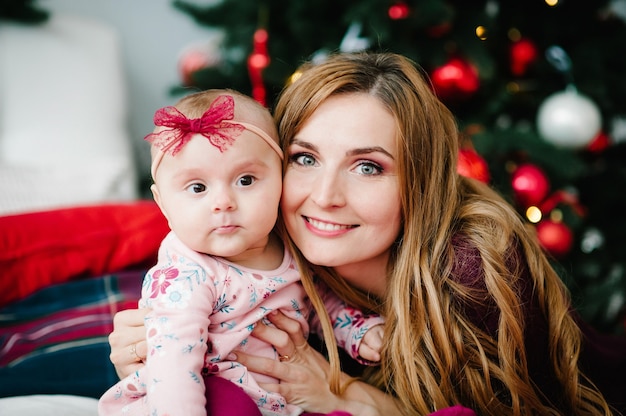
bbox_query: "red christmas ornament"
[539,190,587,217]
[179,51,208,86]
[511,163,550,208]
[536,219,573,257]
[586,130,611,153]
[178,42,221,86]
[457,148,490,183]
[247,28,270,106]
[388,2,410,19]
[510,38,538,76]
[426,22,452,38]
[430,57,480,103]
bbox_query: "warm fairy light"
[505,161,517,174]
[475,26,488,40]
[248,53,269,69]
[507,81,520,93]
[550,209,563,222]
[508,28,521,42]
[254,28,268,43]
[526,206,542,223]
[288,70,302,85]
[545,0,558,6]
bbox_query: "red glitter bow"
[144,94,245,155]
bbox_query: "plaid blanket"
[0,270,144,398]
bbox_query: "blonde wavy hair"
[274,52,612,415]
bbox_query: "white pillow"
[0,394,98,416]
[0,13,137,215]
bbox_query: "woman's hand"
[108,308,150,379]
[235,311,339,412]
[236,311,394,415]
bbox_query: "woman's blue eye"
[356,162,382,175]
[186,183,206,193]
[292,153,316,166]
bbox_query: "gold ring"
[130,343,140,362]
[279,354,291,362]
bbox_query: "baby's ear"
[150,184,169,224]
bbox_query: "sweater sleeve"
[576,313,626,414]
[450,235,626,414]
[140,244,217,416]
[311,280,384,365]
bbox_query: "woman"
[110,52,626,415]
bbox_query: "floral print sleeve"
[138,239,217,415]
[100,233,309,415]
[312,280,385,365]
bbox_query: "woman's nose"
[310,171,346,208]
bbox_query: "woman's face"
[281,93,402,295]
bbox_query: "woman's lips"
[303,216,357,235]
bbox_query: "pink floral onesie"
[98,231,383,416]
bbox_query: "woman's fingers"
[245,311,341,409]
[252,318,293,354]
[134,339,148,360]
[266,310,308,348]
[109,331,147,379]
[235,350,289,381]
[235,348,338,411]
[108,308,150,378]
[251,311,308,361]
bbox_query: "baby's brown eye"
[185,183,206,194]
[237,175,255,186]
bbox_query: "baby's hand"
[358,324,384,363]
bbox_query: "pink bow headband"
[145,94,283,179]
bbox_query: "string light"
[550,209,563,222]
[288,70,302,85]
[475,26,488,40]
[526,206,542,223]
[508,28,521,42]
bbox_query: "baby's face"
[151,131,282,260]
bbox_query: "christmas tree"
[0,0,49,23]
[173,0,626,333]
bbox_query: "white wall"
[41,0,219,185]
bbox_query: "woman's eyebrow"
[290,139,317,151]
[291,139,394,160]
[347,146,394,159]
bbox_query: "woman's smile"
[303,216,357,234]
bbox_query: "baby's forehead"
[161,134,276,170]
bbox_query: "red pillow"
[0,201,169,307]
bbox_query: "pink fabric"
[205,377,476,416]
[205,376,262,416]
[429,405,477,415]
[204,376,352,416]
[99,232,382,415]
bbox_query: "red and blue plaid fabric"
[0,270,143,398]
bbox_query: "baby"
[98,89,384,416]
